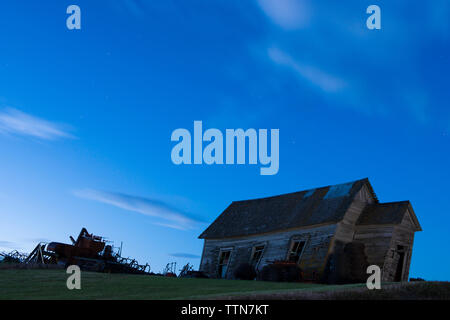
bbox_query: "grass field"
[0,269,448,300]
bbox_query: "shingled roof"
[199,178,377,239]
[356,201,422,231]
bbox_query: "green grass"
[3,269,447,300]
[0,269,365,300]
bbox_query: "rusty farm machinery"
[0,228,151,274]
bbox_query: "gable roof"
[356,201,422,231]
[199,178,376,239]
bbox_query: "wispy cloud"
[0,240,20,250]
[153,222,189,231]
[268,47,346,93]
[256,2,446,124]
[73,189,205,230]
[0,108,74,140]
[257,0,311,30]
[25,238,52,244]
[169,253,201,259]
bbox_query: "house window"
[218,250,232,278]
[288,240,306,263]
[250,245,265,267]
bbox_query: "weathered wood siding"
[353,225,394,274]
[334,199,367,243]
[199,224,337,280]
[353,184,376,204]
[352,211,416,282]
[382,211,416,281]
[334,186,376,243]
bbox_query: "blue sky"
[0,1,449,279]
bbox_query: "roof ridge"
[232,189,306,203]
[231,178,369,203]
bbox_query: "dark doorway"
[218,250,231,278]
[394,245,406,282]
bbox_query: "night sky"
[0,1,449,280]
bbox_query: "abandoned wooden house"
[198,178,421,283]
